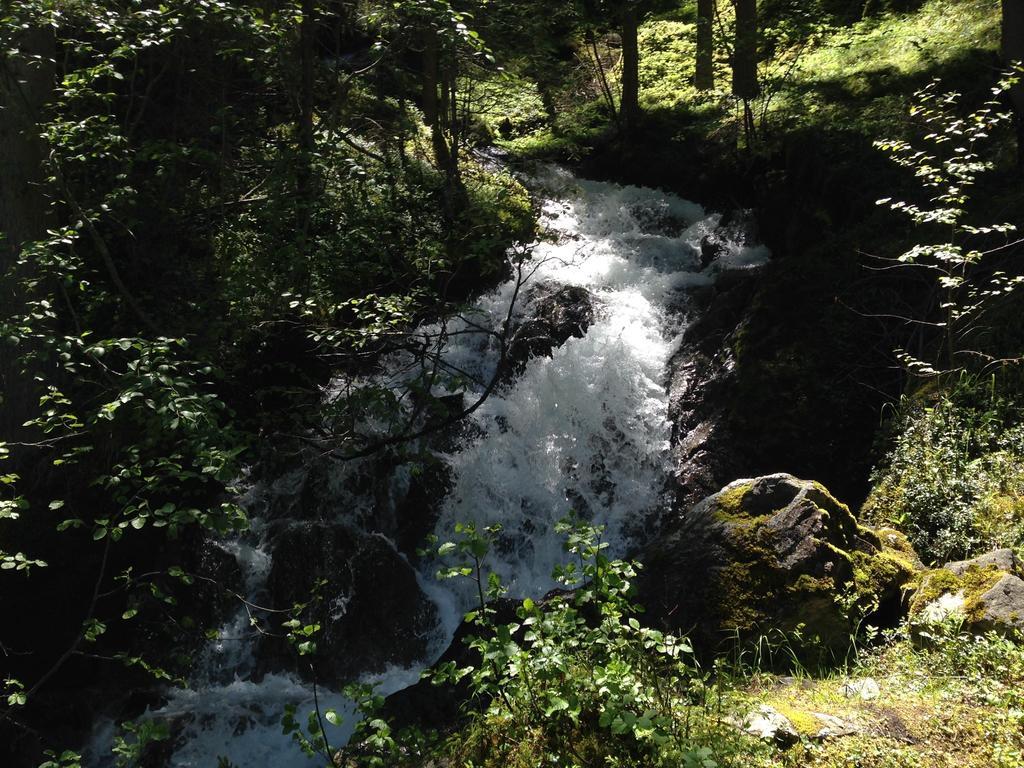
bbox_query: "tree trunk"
[1002,0,1024,169]
[586,29,619,123]
[0,25,54,447]
[732,0,759,100]
[422,32,462,221]
[621,6,640,135]
[421,33,450,172]
[696,0,715,91]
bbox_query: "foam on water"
[86,165,768,766]
[424,170,765,605]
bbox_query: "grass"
[731,622,1024,768]
[487,0,1001,162]
[779,0,1001,136]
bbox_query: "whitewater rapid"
[86,165,768,766]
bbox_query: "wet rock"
[259,522,440,683]
[189,535,244,606]
[911,549,1024,639]
[696,210,758,271]
[638,474,920,655]
[664,268,760,514]
[628,202,689,237]
[506,284,597,373]
[383,598,521,731]
[699,234,726,269]
[257,446,451,560]
[394,454,453,558]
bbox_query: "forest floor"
[730,630,1024,767]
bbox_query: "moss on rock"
[910,563,1007,626]
[639,474,923,659]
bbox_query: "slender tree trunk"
[586,30,619,123]
[732,0,759,100]
[422,32,462,221]
[422,33,449,171]
[696,0,716,91]
[621,6,640,135]
[1002,0,1024,170]
[0,25,54,446]
[299,0,316,174]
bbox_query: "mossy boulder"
[639,474,920,655]
[910,549,1024,638]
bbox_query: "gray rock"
[841,677,880,701]
[911,551,1024,640]
[731,704,860,745]
[918,591,966,624]
[736,705,799,747]
[976,574,1024,636]
[810,712,860,739]
[946,549,1020,578]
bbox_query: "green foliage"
[863,377,1024,563]
[428,518,753,768]
[875,72,1023,375]
[111,719,171,768]
[282,702,337,763]
[37,750,83,768]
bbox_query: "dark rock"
[259,522,440,684]
[976,574,1024,636]
[394,454,453,558]
[506,284,597,373]
[638,474,919,656]
[699,234,726,269]
[383,598,520,732]
[663,265,762,516]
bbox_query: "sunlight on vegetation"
[1,0,1022,766]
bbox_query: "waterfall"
[85,165,768,767]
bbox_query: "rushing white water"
[415,166,767,606]
[87,165,768,767]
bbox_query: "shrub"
[422,519,758,768]
[862,377,1024,563]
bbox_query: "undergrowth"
[297,520,1024,768]
[862,375,1024,564]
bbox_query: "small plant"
[426,516,749,767]
[863,375,1024,563]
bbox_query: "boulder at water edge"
[639,474,920,654]
[259,522,440,683]
[910,548,1024,638]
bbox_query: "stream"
[87,163,769,767]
